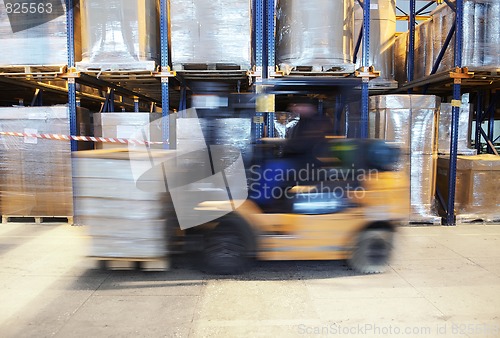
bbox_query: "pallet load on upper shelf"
[169,0,252,71]
[395,0,500,84]
[354,0,397,88]
[436,154,500,223]
[368,95,441,224]
[77,0,159,72]
[438,94,477,156]
[0,106,90,219]
[276,0,355,74]
[93,112,162,149]
[0,3,80,66]
[73,149,173,263]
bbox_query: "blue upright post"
[253,0,265,142]
[266,0,275,137]
[446,0,464,226]
[407,0,416,88]
[66,0,77,151]
[160,0,170,148]
[360,0,371,139]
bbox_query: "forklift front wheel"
[349,229,394,274]
[202,224,252,275]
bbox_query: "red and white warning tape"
[0,131,163,145]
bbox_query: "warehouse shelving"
[394,0,499,225]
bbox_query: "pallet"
[0,65,67,78]
[455,215,500,224]
[279,63,356,76]
[404,215,443,226]
[1,215,73,224]
[93,257,170,271]
[76,61,157,73]
[172,63,250,71]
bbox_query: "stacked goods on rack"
[436,154,500,222]
[368,95,441,223]
[438,95,476,155]
[0,3,78,66]
[169,0,252,70]
[276,0,355,73]
[73,149,173,260]
[354,0,397,88]
[0,106,83,217]
[77,0,159,71]
[93,113,162,149]
[395,0,500,84]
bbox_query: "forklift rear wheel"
[349,229,393,274]
[202,225,251,275]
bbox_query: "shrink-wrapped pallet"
[438,100,476,155]
[0,3,75,65]
[93,113,162,149]
[169,0,252,70]
[0,106,74,216]
[276,0,355,73]
[73,149,174,258]
[77,0,159,71]
[368,95,441,223]
[437,154,500,221]
[354,0,397,87]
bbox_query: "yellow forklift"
[167,136,409,275]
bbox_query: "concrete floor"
[0,223,499,338]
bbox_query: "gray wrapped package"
[430,0,499,70]
[0,106,73,216]
[394,32,408,84]
[369,95,440,155]
[0,5,70,65]
[414,18,433,80]
[169,0,252,70]
[77,0,159,71]
[73,149,174,258]
[354,0,397,86]
[437,154,500,221]
[276,0,355,73]
[93,113,162,149]
[438,101,476,155]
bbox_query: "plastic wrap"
[276,0,355,72]
[437,154,500,221]
[273,112,300,139]
[169,0,252,69]
[368,95,441,222]
[394,32,408,84]
[73,149,171,258]
[77,0,159,71]
[438,101,477,155]
[0,106,73,216]
[354,0,397,86]
[0,4,70,65]
[93,112,162,149]
[369,95,440,155]
[415,18,433,80]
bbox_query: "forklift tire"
[202,224,252,275]
[348,229,393,274]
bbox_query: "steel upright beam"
[445,0,464,226]
[265,0,275,135]
[407,0,416,89]
[253,0,265,141]
[66,0,77,151]
[360,0,371,138]
[160,0,171,148]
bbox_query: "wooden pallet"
[455,215,500,224]
[76,61,157,73]
[0,65,67,78]
[280,63,356,77]
[172,63,250,71]
[1,215,73,224]
[404,215,443,226]
[93,257,170,271]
